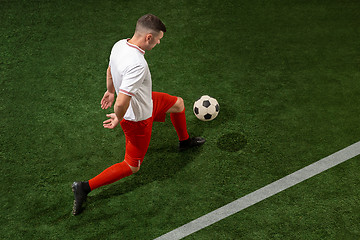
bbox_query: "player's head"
[134,14,166,51]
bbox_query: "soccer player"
[72,14,205,215]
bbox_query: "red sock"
[170,108,190,141]
[88,161,133,191]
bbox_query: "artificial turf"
[1,0,359,239]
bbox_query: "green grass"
[1,0,359,239]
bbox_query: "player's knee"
[175,97,185,112]
[130,165,140,173]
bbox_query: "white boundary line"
[155,141,360,240]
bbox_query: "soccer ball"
[193,95,220,121]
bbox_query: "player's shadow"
[89,120,205,203]
[87,101,237,204]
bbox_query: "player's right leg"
[72,160,134,215]
[72,118,152,215]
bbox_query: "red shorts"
[120,92,177,167]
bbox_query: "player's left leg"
[167,97,190,141]
[152,92,206,150]
[167,97,206,150]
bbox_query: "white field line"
[155,141,360,240]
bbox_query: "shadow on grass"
[87,99,237,204]
[88,120,205,204]
[89,148,202,203]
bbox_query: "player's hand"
[101,91,115,109]
[103,113,120,129]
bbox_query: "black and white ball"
[193,95,220,121]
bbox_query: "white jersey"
[109,39,153,122]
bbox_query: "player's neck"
[128,37,146,52]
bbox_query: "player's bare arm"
[103,93,131,129]
[114,93,131,120]
[100,66,115,109]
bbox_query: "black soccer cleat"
[72,181,90,216]
[179,137,206,151]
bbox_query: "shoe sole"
[72,182,83,216]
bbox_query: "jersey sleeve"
[119,65,145,96]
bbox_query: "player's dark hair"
[136,14,167,33]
